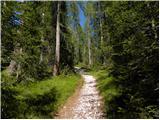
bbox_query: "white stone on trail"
[55,74,104,119]
[72,75,103,119]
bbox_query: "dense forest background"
[1,1,159,119]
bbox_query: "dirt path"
[55,73,104,119]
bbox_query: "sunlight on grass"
[3,74,81,118]
[89,69,120,117]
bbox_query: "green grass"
[2,73,81,119]
[89,69,120,118]
[89,69,159,119]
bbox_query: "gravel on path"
[54,74,104,119]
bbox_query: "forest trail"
[54,68,104,119]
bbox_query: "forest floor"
[54,68,104,119]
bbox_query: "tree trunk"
[53,2,60,76]
[7,60,16,75]
[99,3,104,65]
[16,48,22,81]
[77,33,80,63]
[100,17,104,64]
[88,37,91,66]
[39,36,44,64]
[87,17,92,67]
[7,47,22,77]
[39,13,45,64]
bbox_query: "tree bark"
[53,2,60,76]
[99,2,104,65]
[39,36,44,64]
[87,16,92,67]
[39,13,45,64]
[88,36,92,66]
[7,60,16,75]
[7,47,22,76]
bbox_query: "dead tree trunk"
[39,13,45,64]
[53,2,60,76]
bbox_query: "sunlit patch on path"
[55,73,104,119]
[73,75,103,119]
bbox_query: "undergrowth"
[89,68,159,119]
[1,71,81,119]
[89,69,120,118]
